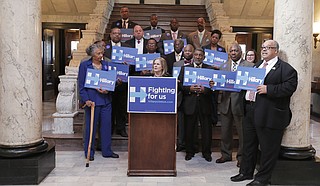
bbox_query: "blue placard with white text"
[234,66,266,91]
[107,62,129,82]
[135,53,160,71]
[84,68,117,91]
[111,46,137,65]
[144,29,162,42]
[212,70,240,92]
[203,49,228,67]
[128,77,177,113]
[172,67,181,78]
[120,29,133,42]
[183,67,213,88]
[163,39,187,55]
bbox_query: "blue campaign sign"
[172,67,181,78]
[128,77,177,113]
[163,39,187,55]
[107,62,129,82]
[144,29,162,41]
[203,49,228,67]
[212,70,240,92]
[84,68,117,91]
[183,67,213,88]
[111,46,137,65]
[135,53,160,71]
[234,66,266,91]
[120,29,133,42]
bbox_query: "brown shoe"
[215,157,232,163]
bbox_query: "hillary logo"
[111,48,124,61]
[136,57,148,68]
[129,87,147,103]
[213,73,226,87]
[236,70,249,85]
[85,72,100,85]
[184,70,197,84]
[204,52,215,64]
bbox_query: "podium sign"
[128,77,177,113]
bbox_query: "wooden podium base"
[127,113,177,176]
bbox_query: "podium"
[127,113,177,176]
[127,76,178,176]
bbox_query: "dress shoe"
[215,157,232,163]
[185,154,194,161]
[89,157,94,161]
[230,173,253,182]
[117,130,128,137]
[246,180,268,186]
[203,155,212,162]
[176,146,185,152]
[237,161,241,167]
[103,152,119,158]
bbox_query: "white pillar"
[0,0,48,157]
[274,0,315,158]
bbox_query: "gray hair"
[85,43,103,56]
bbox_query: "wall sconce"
[313,22,320,49]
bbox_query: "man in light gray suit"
[216,43,253,167]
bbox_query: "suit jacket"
[165,51,184,75]
[143,26,165,33]
[219,59,253,116]
[111,19,137,29]
[178,63,213,115]
[188,30,211,49]
[124,37,149,54]
[203,44,226,53]
[254,59,298,130]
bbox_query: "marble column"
[274,0,315,159]
[0,0,48,157]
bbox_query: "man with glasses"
[230,40,298,186]
[216,43,253,167]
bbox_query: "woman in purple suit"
[78,43,119,161]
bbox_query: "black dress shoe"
[230,173,253,182]
[215,157,232,163]
[185,154,194,161]
[176,146,185,152]
[246,180,268,186]
[89,157,94,161]
[203,155,212,162]
[104,152,119,158]
[117,130,128,137]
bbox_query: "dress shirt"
[122,19,128,29]
[136,38,144,54]
[193,63,203,68]
[175,52,182,62]
[171,31,178,40]
[198,30,205,43]
[111,41,121,47]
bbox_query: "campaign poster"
[135,53,160,71]
[234,66,266,91]
[111,46,137,65]
[172,66,181,78]
[163,39,187,55]
[203,49,228,67]
[183,67,213,88]
[128,77,177,113]
[211,70,240,92]
[108,62,129,82]
[120,29,133,42]
[144,29,162,41]
[84,68,117,91]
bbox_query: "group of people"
[78,5,298,186]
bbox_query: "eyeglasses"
[261,46,277,50]
[148,43,156,46]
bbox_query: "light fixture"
[313,22,320,49]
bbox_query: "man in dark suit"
[178,48,213,162]
[216,43,253,167]
[125,25,148,54]
[231,40,298,186]
[143,14,165,33]
[111,6,137,29]
[105,28,131,137]
[164,39,184,75]
[202,29,226,126]
[158,18,188,54]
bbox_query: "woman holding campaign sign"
[78,43,119,163]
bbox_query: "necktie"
[137,40,141,44]
[199,33,203,43]
[184,60,191,65]
[232,61,237,72]
[196,65,200,68]
[248,62,268,101]
[122,21,126,29]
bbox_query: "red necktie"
[137,40,141,44]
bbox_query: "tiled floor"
[36,102,320,185]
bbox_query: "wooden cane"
[86,102,95,167]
